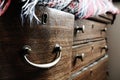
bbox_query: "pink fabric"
[47,0,120,19]
[49,0,120,19]
[1,0,120,18]
[82,1,94,18]
[21,0,120,24]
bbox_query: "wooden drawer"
[99,13,113,21]
[74,20,107,45]
[91,40,108,60]
[89,55,108,80]
[70,55,108,80]
[88,13,114,24]
[72,40,107,73]
[0,7,74,80]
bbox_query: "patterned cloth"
[21,0,120,24]
[48,0,120,19]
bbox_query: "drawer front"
[88,13,114,24]
[0,7,74,80]
[71,55,108,80]
[72,44,92,73]
[91,40,107,60]
[72,40,107,73]
[72,69,91,80]
[89,56,108,80]
[99,13,113,21]
[74,20,107,45]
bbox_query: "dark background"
[113,0,120,2]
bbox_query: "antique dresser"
[0,0,116,80]
[70,13,114,80]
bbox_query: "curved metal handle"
[75,25,85,33]
[22,44,62,68]
[75,53,85,61]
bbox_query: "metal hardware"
[75,25,85,33]
[75,53,85,61]
[53,44,62,53]
[23,45,32,52]
[22,44,62,68]
[101,45,108,53]
[101,28,107,32]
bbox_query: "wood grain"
[74,19,107,45]
[0,3,74,80]
[72,55,108,80]
[72,40,107,73]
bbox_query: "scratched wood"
[0,1,74,80]
[72,40,107,73]
[73,19,107,45]
[87,13,114,24]
[72,55,108,80]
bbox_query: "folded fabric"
[21,0,72,25]
[72,0,120,19]
[21,0,120,24]
[49,0,120,19]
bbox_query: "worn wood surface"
[74,19,107,45]
[0,2,74,80]
[72,40,107,73]
[72,55,108,80]
[87,13,114,24]
[0,1,113,80]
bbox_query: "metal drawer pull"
[75,25,85,33]
[22,44,62,68]
[101,45,108,52]
[76,53,85,61]
[101,28,107,32]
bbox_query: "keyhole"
[42,13,48,24]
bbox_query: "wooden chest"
[0,6,74,80]
[0,1,114,80]
[71,13,113,80]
